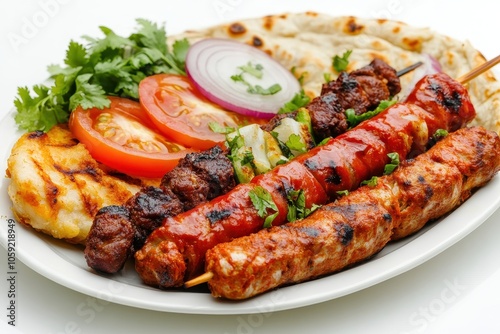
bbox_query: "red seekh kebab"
[85,58,407,274]
[134,72,476,289]
[199,125,500,299]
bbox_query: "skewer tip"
[456,54,500,84]
[184,271,214,288]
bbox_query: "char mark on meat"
[84,205,135,273]
[85,145,237,274]
[125,186,183,251]
[161,145,236,211]
[310,58,401,142]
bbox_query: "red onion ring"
[185,38,302,119]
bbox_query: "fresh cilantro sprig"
[14,19,190,132]
[249,186,279,228]
[231,62,282,96]
[361,176,378,187]
[345,99,397,128]
[286,189,320,222]
[278,90,310,114]
[383,152,400,175]
[332,50,352,72]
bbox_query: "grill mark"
[334,223,354,246]
[252,36,263,47]
[206,209,232,224]
[325,202,374,221]
[325,160,342,185]
[429,81,462,113]
[32,159,59,207]
[28,131,46,139]
[299,227,320,238]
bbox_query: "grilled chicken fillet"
[6,125,160,244]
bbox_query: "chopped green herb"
[317,137,332,146]
[384,152,400,175]
[249,186,279,228]
[14,19,190,132]
[323,72,332,83]
[336,190,349,197]
[285,133,307,153]
[332,50,352,72]
[433,129,449,139]
[286,189,320,222]
[278,90,310,114]
[345,99,397,128]
[208,122,235,134]
[237,62,264,79]
[361,176,378,187]
[270,131,294,159]
[231,62,282,96]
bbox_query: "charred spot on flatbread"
[228,22,247,36]
[169,12,500,135]
[402,37,423,52]
[344,17,365,34]
[251,35,264,47]
[262,14,288,31]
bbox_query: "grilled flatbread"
[172,12,500,134]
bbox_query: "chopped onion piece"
[185,38,302,119]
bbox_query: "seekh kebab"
[85,58,404,273]
[134,72,475,288]
[202,126,500,299]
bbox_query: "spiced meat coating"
[126,186,184,251]
[84,205,135,273]
[308,58,401,141]
[161,145,237,211]
[85,145,237,274]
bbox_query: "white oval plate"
[1,110,499,315]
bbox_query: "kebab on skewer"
[181,57,500,297]
[85,57,411,273]
[134,71,477,289]
[191,125,500,299]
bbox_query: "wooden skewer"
[184,271,213,288]
[456,54,500,84]
[183,55,500,289]
[396,61,423,77]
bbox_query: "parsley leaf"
[231,62,282,96]
[286,189,320,222]
[361,176,378,187]
[249,186,279,228]
[383,152,400,175]
[278,90,310,114]
[69,74,109,111]
[285,133,307,153]
[336,190,349,197]
[346,99,397,128]
[13,19,190,132]
[208,122,235,134]
[332,50,352,72]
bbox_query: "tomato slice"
[68,96,195,178]
[139,74,267,150]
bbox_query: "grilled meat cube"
[84,205,135,273]
[161,145,236,211]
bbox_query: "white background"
[1,0,500,333]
